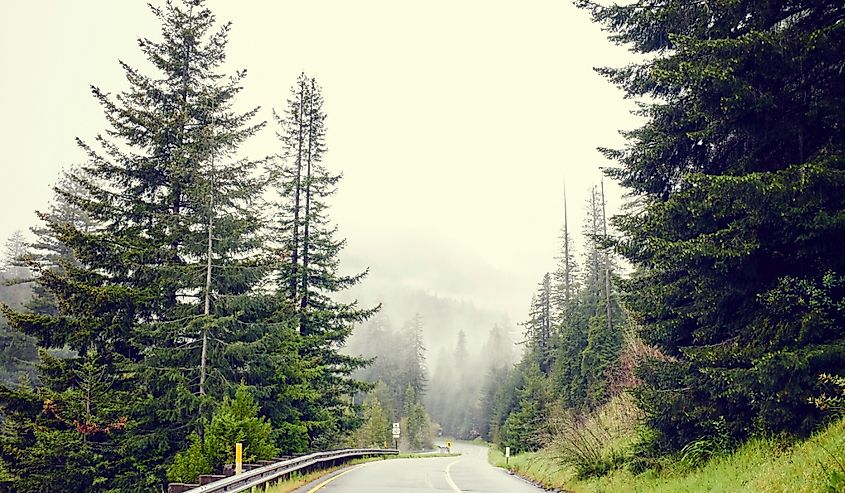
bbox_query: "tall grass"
[491,415,845,493]
[542,394,640,479]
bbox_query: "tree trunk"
[601,180,612,334]
[300,80,315,336]
[290,78,306,302]
[199,110,215,397]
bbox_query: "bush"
[167,385,278,483]
[545,394,640,479]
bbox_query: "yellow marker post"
[446,440,452,452]
[235,442,243,475]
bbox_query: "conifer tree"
[552,184,579,326]
[402,313,427,398]
[579,0,845,452]
[25,167,97,317]
[268,73,376,449]
[355,388,391,448]
[523,274,553,374]
[0,1,273,489]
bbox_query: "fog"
[1,1,638,327]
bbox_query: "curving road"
[292,442,544,493]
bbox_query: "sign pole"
[235,442,243,475]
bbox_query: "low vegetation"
[490,404,845,493]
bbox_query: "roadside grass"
[490,416,845,493]
[265,452,460,493]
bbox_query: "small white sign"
[392,422,401,437]
[505,446,510,458]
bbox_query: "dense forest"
[479,0,845,482]
[1,0,843,491]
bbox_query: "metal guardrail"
[172,448,398,493]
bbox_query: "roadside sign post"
[235,442,243,475]
[392,422,400,450]
[446,440,452,453]
[505,446,510,466]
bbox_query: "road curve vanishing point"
[294,442,544,493]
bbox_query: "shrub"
[167,385,278,483]
[546,394,640,479]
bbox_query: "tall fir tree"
[268,73,376,449]
[0,1,275,489]
[552,183,579,327]
[579,0,845,452]
[523,274,553,374]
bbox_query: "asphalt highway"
[292,442,545,493]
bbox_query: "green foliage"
[499,363,548,453]
[812,373,845,416]
[267,72,375,451]
[0,353,139,493]
[402,385,432,451]
[578,0,845,455]
[354,387,390,448]
[166,433,212,485]
[168,385,278,483]
[498,416,845,493]
[580,304,623,407]
[0,1,374,489]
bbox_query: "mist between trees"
[1,0,844,491]
[342,181,622,449]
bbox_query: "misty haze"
[1,1,843,492]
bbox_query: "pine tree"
[0,1,272,489]
[26,166,97,317]
[355,386,391,448]
[2,231,28,275]
[552,183,579,326]
[579,0,845,452]
[523,274,553,374]
[268,73,376,449]
[402,313,427,398]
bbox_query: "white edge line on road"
[444,459,463,493]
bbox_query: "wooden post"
[235,442,243,475]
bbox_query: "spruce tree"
[268,73,376,449]
[402,313,427,399]
[0,1,272,489]
[523,274,553,374]
[552,183,579,326]
[579,0,845,452]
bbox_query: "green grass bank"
[489,417,845,493]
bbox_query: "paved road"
[292,442,544,493]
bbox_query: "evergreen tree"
[522,274,553,374]
[355,385,391,448]
[401,385,431,451]
[0,1,273,489]
[168,384,278,483]
[2,231,28,277]
[579,0,845,452]
[26,166,97,317]
[498,362,548,453]
[268,73,376,449]
[552,183,579,326]
[402,313,427,399]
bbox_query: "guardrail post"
[235,442,243,475]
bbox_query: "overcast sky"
[0,1,639,322]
